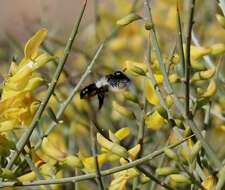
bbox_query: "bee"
[80,71,131,109]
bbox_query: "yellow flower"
[0,28,52,133]
[145,111,166,130]
[82,154,107,172]
[144,79,160,106]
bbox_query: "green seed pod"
[180,147,192,162]
[191,61,206,71]
[117,13,142,26]
[164,148,178,160]
[130,65,146,76]
[191,68,216,82]
[156,167,178,176]
[169,174,191,184]
[63,155,83,168]
[211,43,225,55]
[190,141,202,161]
[97,133,129,158]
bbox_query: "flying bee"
[80,71,131,109]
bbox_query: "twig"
[144,0,222,170]
[5,0,87,169]
[176,2,185,76]
[137,165,175,190]
[185,0,196,119]
[90,122,105,190]
[0,135,193,188]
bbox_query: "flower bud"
[191,68,216,82]
[63,155,83,168]
[190,141,202,161]
[128,144,141,160]
[25,77,43,91]
[164,148,178,160]
[114,127,130,141]
[169,174,191,184]
[202,80,217,98]
[125,60,148,76]
[97,133,129,158]
[156,167,178,176]
[180,147,192,162]
[41,137,67,161]
[191,61,206,71]
[210,43,225,55]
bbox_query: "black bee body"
[80,71,130,109]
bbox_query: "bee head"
[114,71,130,84]
[107,71,131,91]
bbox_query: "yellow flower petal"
[202,176,215,190]
[24,28,48,59]
[114,127,130,141]
[145,111,166,130]
[82,154,107,172]
[144,79,160,106]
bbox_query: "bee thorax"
[95,77,109,88]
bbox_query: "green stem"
[0,136,193,188]
[5,0,87,169]
[176,3,185,76]
[185,0,195,118]
[90,122,105,190]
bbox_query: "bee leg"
[97,92,105,110]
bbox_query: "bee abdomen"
[80,83,98,99]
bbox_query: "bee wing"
[97,93,105,110]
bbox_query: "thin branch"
[5,0,87,169]
[176,2,185,76]
[0,135,193,188]
[90,122,105,190]
[185,0,196,119]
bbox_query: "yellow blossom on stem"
[0,28,53,133]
